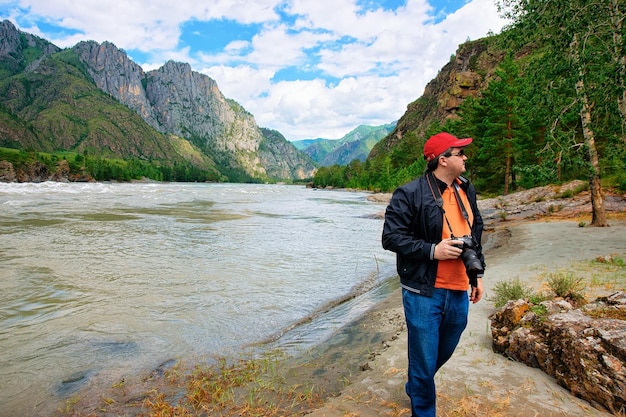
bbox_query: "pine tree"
[497,0,625,226]
[456,54,531,194]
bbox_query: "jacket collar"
[430,173,467,193]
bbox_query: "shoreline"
[48,207,626,416]
[299,217,626,417]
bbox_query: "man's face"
[442,147,467,174]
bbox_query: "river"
[0,182,397,416]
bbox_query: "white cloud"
[10,0,281,49]
[208,0,507,140]
[1,0,509,140]
[202,64,274,101]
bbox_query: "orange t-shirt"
[435,181,474,291]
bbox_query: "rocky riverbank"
[302,180,626,416]
[491,292,626,414]
[368,179,626,229]
[302,217,625,417]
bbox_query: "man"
[382,132,486,417]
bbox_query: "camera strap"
[426,171,473,236]
[452,181,474,231]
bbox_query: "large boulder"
[490,292,626,414]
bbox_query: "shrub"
[490,278,535,308]
[546,272,585,303]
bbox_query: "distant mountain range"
[292,123,395,166]
[0,20,322,182]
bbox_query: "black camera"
[451,235,483,286]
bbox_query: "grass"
[555,182,589,199]
[490,254,626,309]
[545,272,585,304]
[490,277,536,308]
[59,349,327,417]
[143,352,327,417]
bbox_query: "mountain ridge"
[0,19,316,182]
[293,123,395,166]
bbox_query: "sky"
[1,0,508,141]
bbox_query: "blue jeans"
[402,287,469,417]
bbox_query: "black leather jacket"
[382,173,485,296]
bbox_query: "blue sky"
[1,0,508,141]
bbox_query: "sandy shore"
[298,218,626,417]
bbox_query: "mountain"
[291,139,324,151]
[0,20,316,182]
[258,128,317,180]
[369,39,500,161]
[293,123,395,166]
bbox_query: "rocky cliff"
[72,40,308,180]
[259,128,317,180]
[0,20,316,182]
[72,41,160,131]
[370,38,503,159]
[0,19,60,72]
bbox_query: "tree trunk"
[504,155,511,195]
[571,34,608,227]
[575,78,608,226]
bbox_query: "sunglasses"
[443,149,465,157]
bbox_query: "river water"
[0,182,397,416]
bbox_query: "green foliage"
[314,2,625,196]
[390,160,426,189]
[545,272,585,302]
[312,164,347,188]
[389,131,423,170]
[312,130,427,192]
[513,164,557,189]
[602,143,626,192]
[529,303,548,318]
[498,0,625,194]
[54,49,92,80]
[462,54,535,194]
[0,147,221,182]
[555,182,588,199]
[490,278,535,308]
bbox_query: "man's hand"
[470,278,483,304]
[434,238,463,260]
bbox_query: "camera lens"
[461,249,483,273]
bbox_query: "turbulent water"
[0,182,396,416]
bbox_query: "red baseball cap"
[423,132,473,161]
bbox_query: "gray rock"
[490,292,626,414]
[72,40,315,180]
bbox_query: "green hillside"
[0,44,220,181]
[314,1,626,204]
[294,123,395,166]
[0,20,314,183]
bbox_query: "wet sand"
[300,219,626,417]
